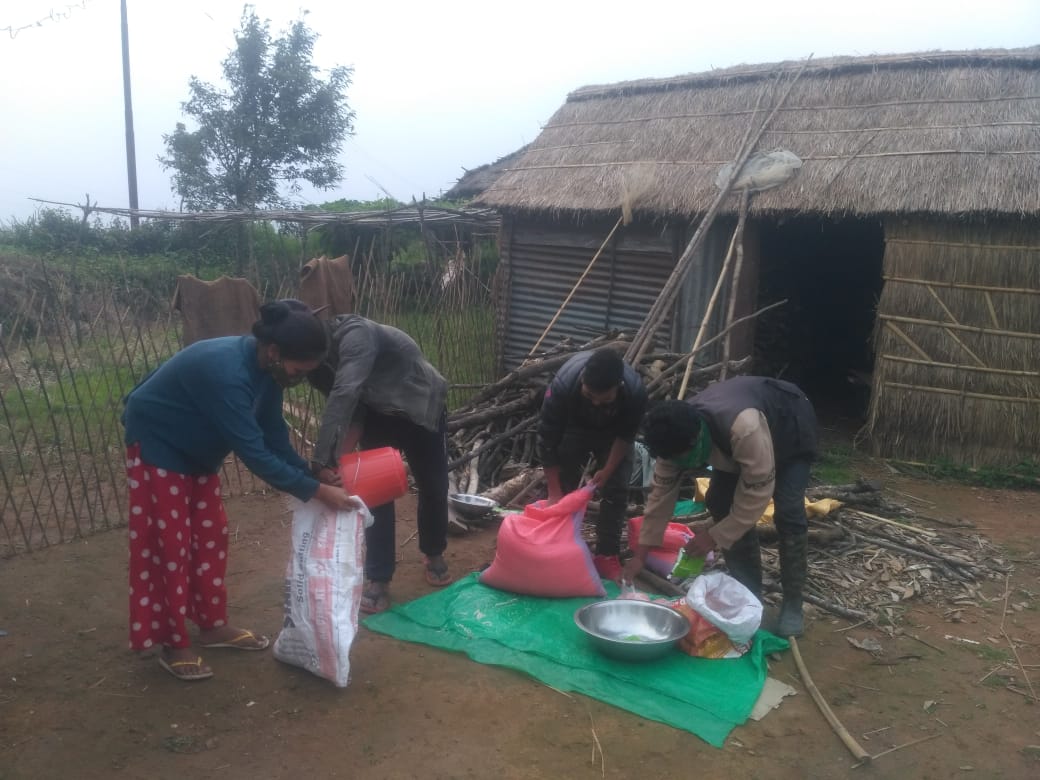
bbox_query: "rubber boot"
[777,532,809,637]
[722,529,762,601]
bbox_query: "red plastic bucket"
[337,447,408,507]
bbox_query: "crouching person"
[623,376,818,637]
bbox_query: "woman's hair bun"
[252,299,327,361]
[259,300,291,326]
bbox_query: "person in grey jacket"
[307,315,451,614]
[623,376,818,637]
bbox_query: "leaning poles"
[625,57,811,366]
[676,188,750,398]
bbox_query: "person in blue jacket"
[122,299,358,682]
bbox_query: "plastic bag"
[626,515,693,578]
[715,149,802,193]
[479,486,605,598]
[686,571,762,646]
[272,498,373,687]
[672,600,744,659]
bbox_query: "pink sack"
[626,516,694,578]
[480,486,605,598]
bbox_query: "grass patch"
[389,305,497,410]
[975,645,1011,663]
[813,443,858,485]
[891,458,1040,491]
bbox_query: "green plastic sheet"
[365,574,788,746]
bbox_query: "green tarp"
[365,574,788,747]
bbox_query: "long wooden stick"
[847,510,937,538]
[527,216,625,358]
[852,733,942,768]
[677,199,741,398]
[790,637,871,763]
[719,189,751,381]
[625,68,798,364]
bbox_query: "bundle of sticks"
[444,330,750,521]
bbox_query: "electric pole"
[120,0,140,228]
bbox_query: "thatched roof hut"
[478,47,1040,217]
[444,145,529,201]
[474,47,1040,468]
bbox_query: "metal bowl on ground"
[574,600,690,662]
[448,493,498,520]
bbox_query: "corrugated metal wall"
[499,217,680,368]
[497,215,738,372]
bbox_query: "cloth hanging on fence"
[172,275,261,347]
[297,255,355,319]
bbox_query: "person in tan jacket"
[622,376,818,637]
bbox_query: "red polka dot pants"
[126,443,229,652]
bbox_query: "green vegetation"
[893,458,1040,491]
[813,443,857,485]
[975,644,1011,663]
[161,8,354,211]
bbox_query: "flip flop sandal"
[360,584,390,615]
[158,655,214,681]
[200,629,270,651]
[424,557,452,587]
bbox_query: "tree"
[161,7,354,211]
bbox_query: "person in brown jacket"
[622,376,818,637]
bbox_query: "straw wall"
[866,219,1040,466]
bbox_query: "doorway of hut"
[751,216,884,429]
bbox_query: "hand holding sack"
[273,498,374,687]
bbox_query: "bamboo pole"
[676,196,742,398]
[883,382,1040,405]
[643,300,787,395]
[526,216,625,358]
[878,314,1040,340]
[626,59,810,364]
[884,242,1040,255]
[880,354,1039,378]
[790,637,871,764]
[882,322,932,361]
[923,285,987,367]
[884,276,1040,295]
[719,189,751,381]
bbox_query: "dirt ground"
[1,459,1038,780]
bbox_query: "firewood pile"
[762,479,1012,627]
[444,331,750,526]
[626,479,1009,627]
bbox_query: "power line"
[3,1,91,40]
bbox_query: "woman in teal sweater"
[123,300,357,681]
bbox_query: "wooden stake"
[790,637,872,764]
[852,733,942,768]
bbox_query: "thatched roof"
[443,145,530,201]
[477,47,1040,218]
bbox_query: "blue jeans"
[704,457,812,539]
[553,427,633,556]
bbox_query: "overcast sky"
[1,0,1037,222]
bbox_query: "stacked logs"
[443,331,750,526]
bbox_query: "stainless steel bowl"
[574,600,689,662]
[448,493,498,520]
